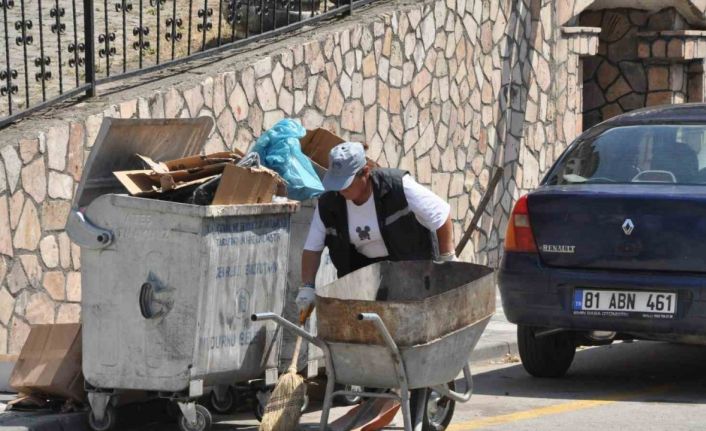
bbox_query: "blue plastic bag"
[251,119,324,201]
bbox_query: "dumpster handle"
[65,209,113,249]
[430,364,473,403]
[251,313,319,346]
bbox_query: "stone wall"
[581,7,703,129]
[0,0,660,353]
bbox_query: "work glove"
[295,286,316,314]
[435,252,458,263]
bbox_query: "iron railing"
[0,0,372,128]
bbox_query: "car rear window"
[545,125,706,186]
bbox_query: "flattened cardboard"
[212,164,279,205]
[10,324,85,402]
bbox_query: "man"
[295,141,456,313]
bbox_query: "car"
[498,103,706,378]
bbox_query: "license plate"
[573,289,676,318]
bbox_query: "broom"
[259,307,313,431]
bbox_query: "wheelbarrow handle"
[430,364,474,403]
[251,312,319,346]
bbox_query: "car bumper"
[498,252,706,338]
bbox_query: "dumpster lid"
[73,117,214,208]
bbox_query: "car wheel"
[518,325,576,378]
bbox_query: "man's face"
[339,167,369,201]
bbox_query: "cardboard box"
[299,128,375,176]
[10,324,85,402]
[212,164,280,205]
[299,128,346,171]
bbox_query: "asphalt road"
[125,340,706,431]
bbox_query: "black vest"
[318,168,434,277]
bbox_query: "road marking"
[447,384,673,431]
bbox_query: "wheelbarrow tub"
[315,261,495,347]
[327,320,489,389]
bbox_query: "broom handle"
[289,306,314,372]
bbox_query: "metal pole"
[83,0,95,96]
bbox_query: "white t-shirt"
[303,174,450,258]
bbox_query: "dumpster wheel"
[178,404,212,431]
[209,387,236,414]
[88,404,116,431]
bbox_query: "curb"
[470,340,519,364]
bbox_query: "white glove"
[295,286,316,314]
[435,252,459,263]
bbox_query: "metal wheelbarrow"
[252,260,495,430]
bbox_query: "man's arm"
[301,249,323,286]
[436,216,454,256]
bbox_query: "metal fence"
[0,0,372,128]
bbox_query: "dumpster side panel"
[192,212,291,385]
[282,201,337,372]
[82,196,201,392]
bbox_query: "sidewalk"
[469,290,518,364]
[0,291,518,430]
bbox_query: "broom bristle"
[259,369,307,431]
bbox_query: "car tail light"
[504,195,538,253]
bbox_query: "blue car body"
[499,104,706,346]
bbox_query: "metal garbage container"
[66,118,297,431]
[280,200,336,374]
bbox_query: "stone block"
[0,196,12,257]
[40,235,59,268]
[1,145,21,193]
[25,293,55,325]
[57,304,81,323]
[43,271,65,301]
[6,261,27,295]
[648,66,669,91]
[21,158,46,204]
[67,123,85,182]
[9,318,30,354]
[66,272,81,302]
[19,255,41,288]
[19,139,39,164]
[13,201,40,251]
[0,287,13,325]
[47,172,73,200]
[46,124,69,172]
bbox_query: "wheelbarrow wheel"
[88,404,116,431]
[178,404,212,431]
[410,384,456,431]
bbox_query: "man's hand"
[295,286,316,314]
